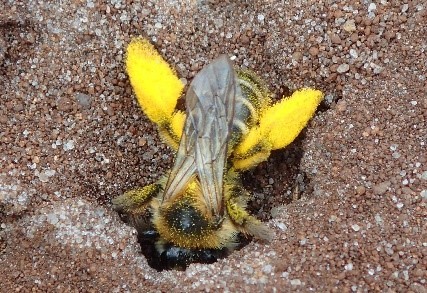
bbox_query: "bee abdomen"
[230,70,271,145]
[237,70,271,114]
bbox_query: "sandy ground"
[1,0,426,291]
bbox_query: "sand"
[1,0,426,291]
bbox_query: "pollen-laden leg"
[224,170,274,241]
[157,110,186,151]
[232,84,324,171]
[125,37,186,150]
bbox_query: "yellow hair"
[125,38,184,125]
[259,88,323,149]
[233,88,323,170]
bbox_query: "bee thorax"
[165,201,212,235]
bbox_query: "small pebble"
[337,63,350,73]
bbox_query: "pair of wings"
[162,55,243,219]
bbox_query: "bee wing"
[162,126,197,204]
[163,55,240,218]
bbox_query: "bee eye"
[139,229,159,240]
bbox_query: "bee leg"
[224,172,274,242]
[232,88,324,171]
[232,137,272,171]
[225,194,274,242]
[255,88,324,152]
[157,110,186,151]
[112,182,163,215]
[125,37,186,150]
[125,37,183,126]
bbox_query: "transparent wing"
[162,55,241,218]
[161,121,197,204]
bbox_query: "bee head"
[156,242,229,271]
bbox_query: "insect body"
[113,38,324,270]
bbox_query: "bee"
[113,38,324,270]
